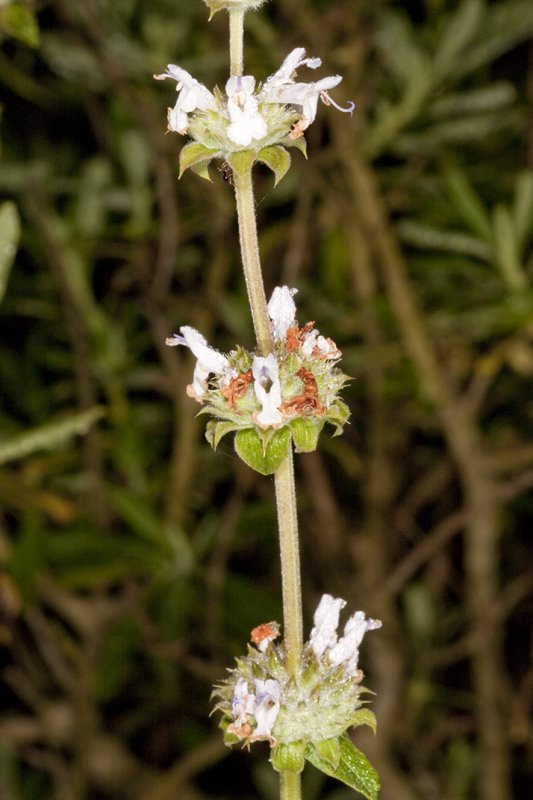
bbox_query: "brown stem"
[338,137,510,800]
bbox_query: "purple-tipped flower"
[259,47,354,136]
[232,678,256,726]
[253,679,281,738]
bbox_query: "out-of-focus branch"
[334,122,511,800]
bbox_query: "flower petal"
[253,679,280,737]
[329,611,382,675]
[309,594,346,660]
[267,286,298,342]
[252,354,283,427]
[261,47,321,93]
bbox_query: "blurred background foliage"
[0,0,532,798]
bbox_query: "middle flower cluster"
[166,286,350,474]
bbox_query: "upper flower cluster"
[166,286,350,472]
[212,594,381,773]
[154,48,354,160]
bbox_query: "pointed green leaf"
[326,400,350,436]
[397,220,492,261]
[190,160,213,182]
[271,741,306,773]
[493,204,526,291]
[312,738,341,770]
[226,150,256,177]
[287,136,307,159]
[513,171,533,249]
[290,418,322,453]
[443,166,492,242]
[449,1,533,81]
[433,0,483,79]
[350,708,377,734]
[234,427,291,475]
[0,407,105,466]
[257,146,291,186]
[205,420,242,450]
[306,735,380,800]
[179,142,218,179]
[0,4,40,47]
[0,201,20,305]
[203,0,227,19]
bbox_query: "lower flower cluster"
[166,287,350,474]
[212,595,382,796]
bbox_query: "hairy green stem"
[233,168,272,356]
[233,165,303,800]
[280,770,302,800]
[229,7,244,77]
[274,447,303,675]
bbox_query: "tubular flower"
[311,595,382,677]
[153,65,216,134]
[165,326,233,401]
[226,76,268,146]
[267,285,297,341]
[309,594,346,660]
[259,47,355,138]
[253,679,281,738]
[212,595,381,779]
[252,353,284,428]
[166,287,350,472]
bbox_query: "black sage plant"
[155,2,382,798]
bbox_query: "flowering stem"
[228,7,244,77]
[233,167,272,356]
[280,770,301,800]
[274,447,303,676]
[234,165,303,800]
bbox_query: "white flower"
[232,678,256,727]
[329,611,382,676]
[252,353,283,428]
[154,65,216,134]
[259,47,354,134]
[253,679,280,737]
[301,329,341,360]
[166,326,231,400]
[226,75,268,146]
[267,286,297,342]
[310,594,381,674]
[261,47,321,92]
[309,594,346,659]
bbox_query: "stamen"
[234,75,246,107]
[320,91,356,116]
[165,334,186,346]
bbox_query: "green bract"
[203,0,268,20]
[197,336,349,473]
[168,288,351,474]
[181,103,305,183]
